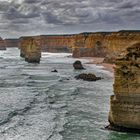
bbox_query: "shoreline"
[80,57,114,73]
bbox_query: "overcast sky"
[0,0,140,38]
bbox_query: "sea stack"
[0,37,6,50]
[20,37,41,63]
[108,43,140,132]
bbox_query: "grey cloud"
[0,0,139,38]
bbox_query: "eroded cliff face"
[72,33,107,57]
[19,31,140,61]
[19,35,75,53]
[4,39,19,48]
[72,31,140,61]
[0,37,6,50]
[38,35,74,53]
[20,37,41,63]
[108,43,140,132]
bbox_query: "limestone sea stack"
[20,37,41,63]
[0,37,6,50]
[108,43,140,133]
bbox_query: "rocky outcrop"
[37,35,74,53]
[51,69,58,73]
[18,30,140,61]
[4,39,19,48]
[75,73,101,81]
[108,43,140,132]
[73,60,85,70]
[19,35,75,53]
[72,31,140,62]
[20,37,41,63]
[0,37,6,50]
[72,33,107,57]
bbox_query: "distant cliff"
[0,37,6,50]
[19,35,75,53]
[18,30,140,63]
[38,35,74,53]
[4,39,19,48]
[72,31,140,62]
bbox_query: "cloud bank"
[0,0,140,38]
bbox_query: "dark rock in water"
[75,73,101,81]
[51,69,58,73]
[59,77,70,82]
[105,124,140,134]
[25,58,40,63]
[73,60,85,70]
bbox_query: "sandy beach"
[82,57,114,73]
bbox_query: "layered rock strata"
[4,39,19,48]
[20,37,41,63]
[19,30,140,62]
[108,43,140,132]
[38,35,74,53]
[72,31,140,61]
[0,37,6,50]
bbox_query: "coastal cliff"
[72,33,106,57]
[0,37,6,50]
[38,35,74,53]
[108,43,140,132]
[20,37,41,63]
[4,39,19,48]
[19,35,75,53]
[19,31,140,63]
[72,31,140,62]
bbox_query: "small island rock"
[73,60,85,70]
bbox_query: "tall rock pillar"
[20,37,41,63]
[108,43,140,132]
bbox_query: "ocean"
[0,48,139,140]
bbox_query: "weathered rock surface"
[73,60,85,70]
[20,37,41,63]
[0,37,6,50]
[72,31,140,62]
[108,43,140,133]
[4,39,19,48]
[38,35,74,53]
[75,73,101,81]
[18,30,140,61]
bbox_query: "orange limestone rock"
[72,31,140,61]
[19,37,41,63]
[72,33,106,57]
[4,39,19,48]
[0,37,6,50]
[38,35,75,53]
[108,43,140,133]
[19,35,75,53]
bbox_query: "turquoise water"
[0,48,139,140]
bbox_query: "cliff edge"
[108,43,140,133]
